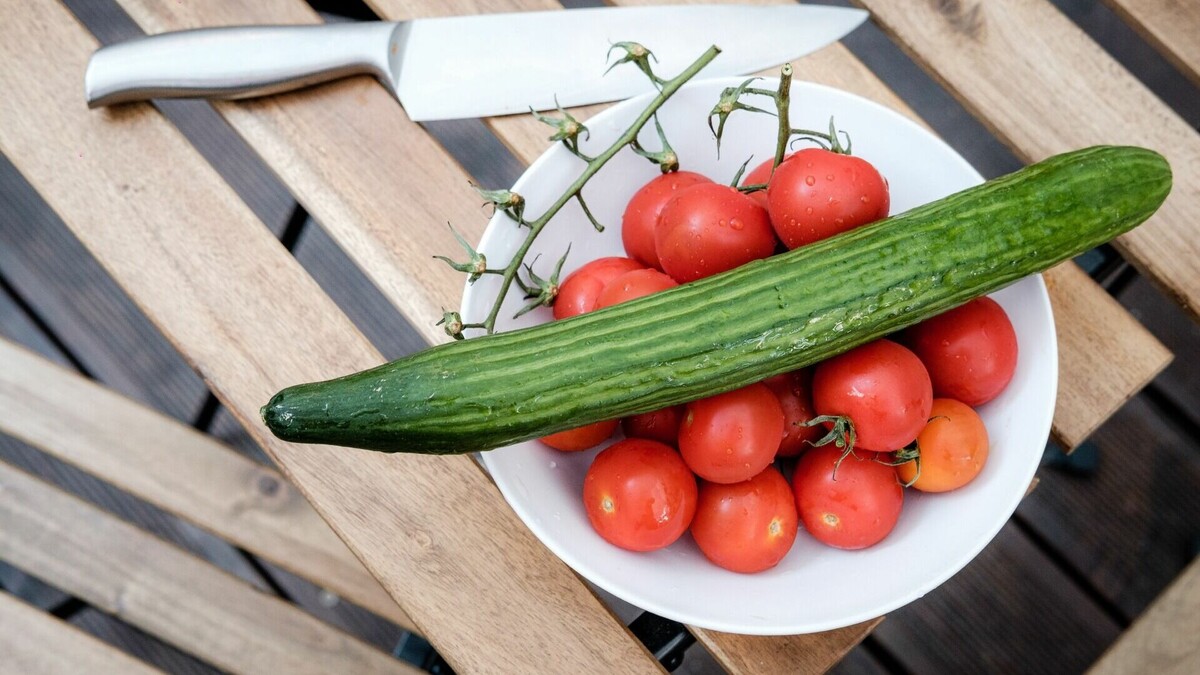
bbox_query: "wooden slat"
[0,2,657,672]
[0,462,415,675]
[0,336,413,631]
[692,620,882,675]
[1089,557,1200,675]
[854,0,1200,320]
[1043,262,1171,445]
[0,591,163,675]
[1102,0,1200,87]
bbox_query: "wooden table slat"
[0,336,413,631]
[1102,0,1200,87]
[0,461,416,675]
[1088,556,1200,674]
[0,591,164,675]
[854,0,1200,320]
[0,2,660,673]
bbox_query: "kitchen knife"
[85,5,867,121]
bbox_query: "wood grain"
[0,2,658,672]
[0,591,163,675]
[855,0,1200,320]
[1102,0,1200,87]
[0,336,413,631]
[1018,395,1200,618]
[693,619,882,675]
[873,523,1122,673]
[1089,556,1200,674]
[0,462,415,675]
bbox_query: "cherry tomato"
[740,154,793,208]
[595,268,678,309]
[655,183,777,283]
[691,467,799,573]
[766,148,889,249]
[793,445,903,549]
[903,297,1018,406]
[622,171,712,269]
[583,438,698,552]
[896,399,989,492]
[678,383,784,484]
[554,257,645,319]
[622,405,684,446]
[812,339,933,452]
[762,371,821,457]
[540,418,619,452]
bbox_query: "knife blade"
[85,5,867,121]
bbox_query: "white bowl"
[463,78,1055,635]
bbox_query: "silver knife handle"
[85,23,400,108]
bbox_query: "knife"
[85,5,867,121]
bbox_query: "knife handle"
[85,23,402,108]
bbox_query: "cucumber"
[262,146,1170,454]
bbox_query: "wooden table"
[0,0,1197,672]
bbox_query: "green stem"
[480,45,722,333]
[773,63,793,171]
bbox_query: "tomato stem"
[442,43,721,336]
[801,414,858,481]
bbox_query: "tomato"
[540,418,619,452]
[594,268,678,309]
[896,399,989,492]
[583,438,698,552]
[554,256,645,319]
[812,339,933,452]
[690,467,798,573]
[655,183,777,283]
[678,383,784,484]
[793,445,903,549]
[622,171,712,269]
[766,148,889,249]
[903,297,1018,406]
[622,405,684,446]
[762,371,821,457]
[740,154,792,208]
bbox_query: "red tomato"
[740,154,793,208]
[762,371,821,457]
[812,340,933,452]
[622,171,712,269]
[793,445,903,549]
[903,297,1018,406]
[691,467,799,573]
[678,383,784,484]
[540,419,619,452]
[595,268,678,309]
[766,148,889,249]
[655,183,777,283]
[896,399,989,492]
[554,257,644,319]
[622,405,684,446]
[583,438,698,552]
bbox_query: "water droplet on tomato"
[805,175,816,186]
[826,174,835,181]
[718,219,727,227]
[805,207,813,215]
[730,218,744,230]
[861,195,870,203]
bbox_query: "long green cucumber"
[262,146,1171,454]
